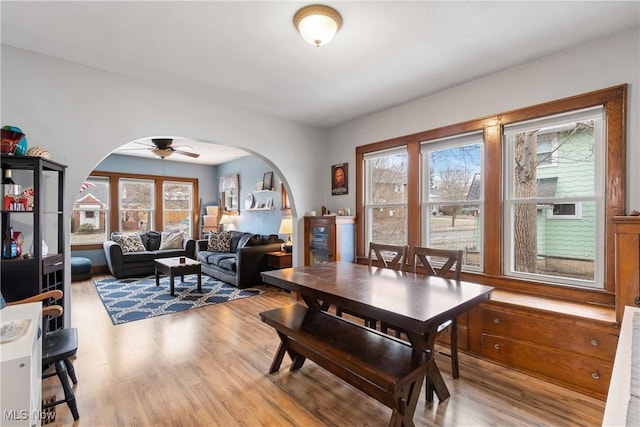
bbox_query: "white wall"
[326,28,640,215]
[1,46,326,322]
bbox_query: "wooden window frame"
[71,171,199,250]
[355,85,626,305]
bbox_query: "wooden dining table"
[260,261,494,417]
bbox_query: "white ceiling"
[2,1,638,164]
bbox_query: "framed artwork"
[262,172,274,191]
[332,163,348,195]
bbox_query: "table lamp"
[279,217,293,253]
[219,214,234,232]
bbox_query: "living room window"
[355,85,625,304]
[119,178,154,233]
[163,181,194,237]
[420,132,484,270]
[70,177,110,246]
[71,172,199,250]
[364,147,408,249]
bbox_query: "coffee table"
[154,257,202,296]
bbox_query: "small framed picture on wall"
[262,172,274,191]
[332,163,348,196]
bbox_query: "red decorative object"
[1,129,25,154]
[12,230,23,257]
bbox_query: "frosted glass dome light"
[294,5,342,47]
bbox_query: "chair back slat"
[410,246,462,280]
[368,243,408,271]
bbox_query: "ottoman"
[71,256,92,282]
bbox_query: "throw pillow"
[159,231,184,250]
[112,233,146,253]
[207,231,231,252]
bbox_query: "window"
[355,86,625,303]
[163,181,194,237]
[70,177,109,245]
[504,107,603,288]
[536,135,558,167]
[364,148,408,248]
[547,202,581,219]
[119,178,154,233]
[71,172,199,249]
[421,132,484,269]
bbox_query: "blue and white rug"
[94,275,264,325]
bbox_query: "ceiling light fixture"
[293,4,342,47]
[154,148,174,159]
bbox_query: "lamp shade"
[278,217,293,235]
[219,214,233,225]
[293,5,342,47]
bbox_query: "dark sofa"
[197,230,283,288]
[103,231,196,279]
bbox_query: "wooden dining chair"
[336,242,408,328]
[382,246,464,379]
[367,242,409,271]
[5,290,80,421]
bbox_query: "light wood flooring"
[42,275,606,426]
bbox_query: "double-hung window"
[119,178,154,233]
[70,176,109,245]
[364,147,408,249]
[421,132,484,269]
[163,181,194,237]
[503,106,604,289]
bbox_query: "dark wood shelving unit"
[1,154,67,331]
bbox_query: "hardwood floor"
[43,275,606,426]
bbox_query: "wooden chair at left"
[5,289,80,421]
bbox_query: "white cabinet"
[0,302,42,427]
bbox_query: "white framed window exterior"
[503,106,604,289]
[536,134,559,167]
[163,181,194,237]
[364,147,408,250]
[546,202,582,219]
[420,132,484,270]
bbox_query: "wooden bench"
[260,304,431,427]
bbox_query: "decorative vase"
[28,239,48,257]
[12,230,23,257]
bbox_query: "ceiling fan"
[125,138,200,159]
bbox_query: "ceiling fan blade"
[134,141,155,147]
[173,149,200,158]
[118,147,152,151]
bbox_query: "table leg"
[197,271,202,292]
[405,329,450,403]
[155,269,160,287]
[170,273,175,296]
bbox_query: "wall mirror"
[220,174,239,213]
[223,189,238,212]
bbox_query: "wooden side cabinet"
[304,216,355,265]
[266,251,292,269]
[612,216,640,323]
[477,302,618,399]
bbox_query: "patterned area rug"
[94,275,264,325]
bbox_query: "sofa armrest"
[235,242,283,288]
[103,240,125,278]
[197,239,209,253]
[183,238,196,259]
